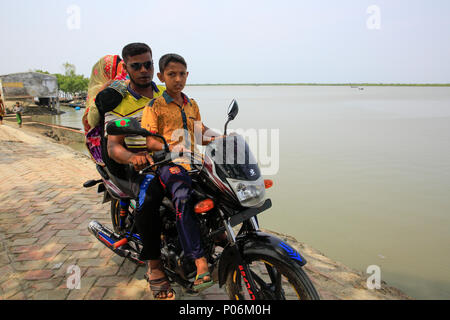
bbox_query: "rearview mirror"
[227,99,239,120]
[224,99,239,135]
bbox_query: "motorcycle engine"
[162,239,196,280]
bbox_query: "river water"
[35,85,450,299]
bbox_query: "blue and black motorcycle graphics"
[279,241,304,263]
[218,231,307,287]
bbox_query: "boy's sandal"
[144,273,176,300]
[193,272,214,292]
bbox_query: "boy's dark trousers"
[157,164,204,260]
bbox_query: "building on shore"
[0,72,59,111]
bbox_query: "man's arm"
[146,136,167,152]
[108,135,152,171]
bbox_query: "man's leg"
[134,175,164,262]
[134,175,174,299]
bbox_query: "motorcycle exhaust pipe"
[87,221,145,266]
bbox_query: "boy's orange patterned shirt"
[141,91,204,151]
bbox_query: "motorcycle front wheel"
[225,254,320,300]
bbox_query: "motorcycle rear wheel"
[110,199,131,234]
[225,254,320,300]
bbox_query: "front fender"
[218,231,307,287]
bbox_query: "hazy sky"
[1,0,449,83]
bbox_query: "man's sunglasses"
[128,61,154,71]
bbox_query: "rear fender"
[218,231,307,287]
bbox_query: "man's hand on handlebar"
[129,152,154,171]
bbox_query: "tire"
[225,254,320,300]
[110,199,121,233]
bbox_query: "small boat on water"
[66,100,86,108]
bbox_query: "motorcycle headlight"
[227,177,266,207]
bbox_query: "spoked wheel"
[225,254,320,300]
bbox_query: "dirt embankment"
[2,105,82,146]
[3,103,65,116]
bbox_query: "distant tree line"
[35,62,89,99]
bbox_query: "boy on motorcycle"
[141,53,223,292]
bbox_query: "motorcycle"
[84,100,320,300]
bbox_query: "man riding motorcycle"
[95,43,173,299]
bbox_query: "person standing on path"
[0,94,5,125]
[13,102,23,128]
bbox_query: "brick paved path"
[0,124,411,300]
